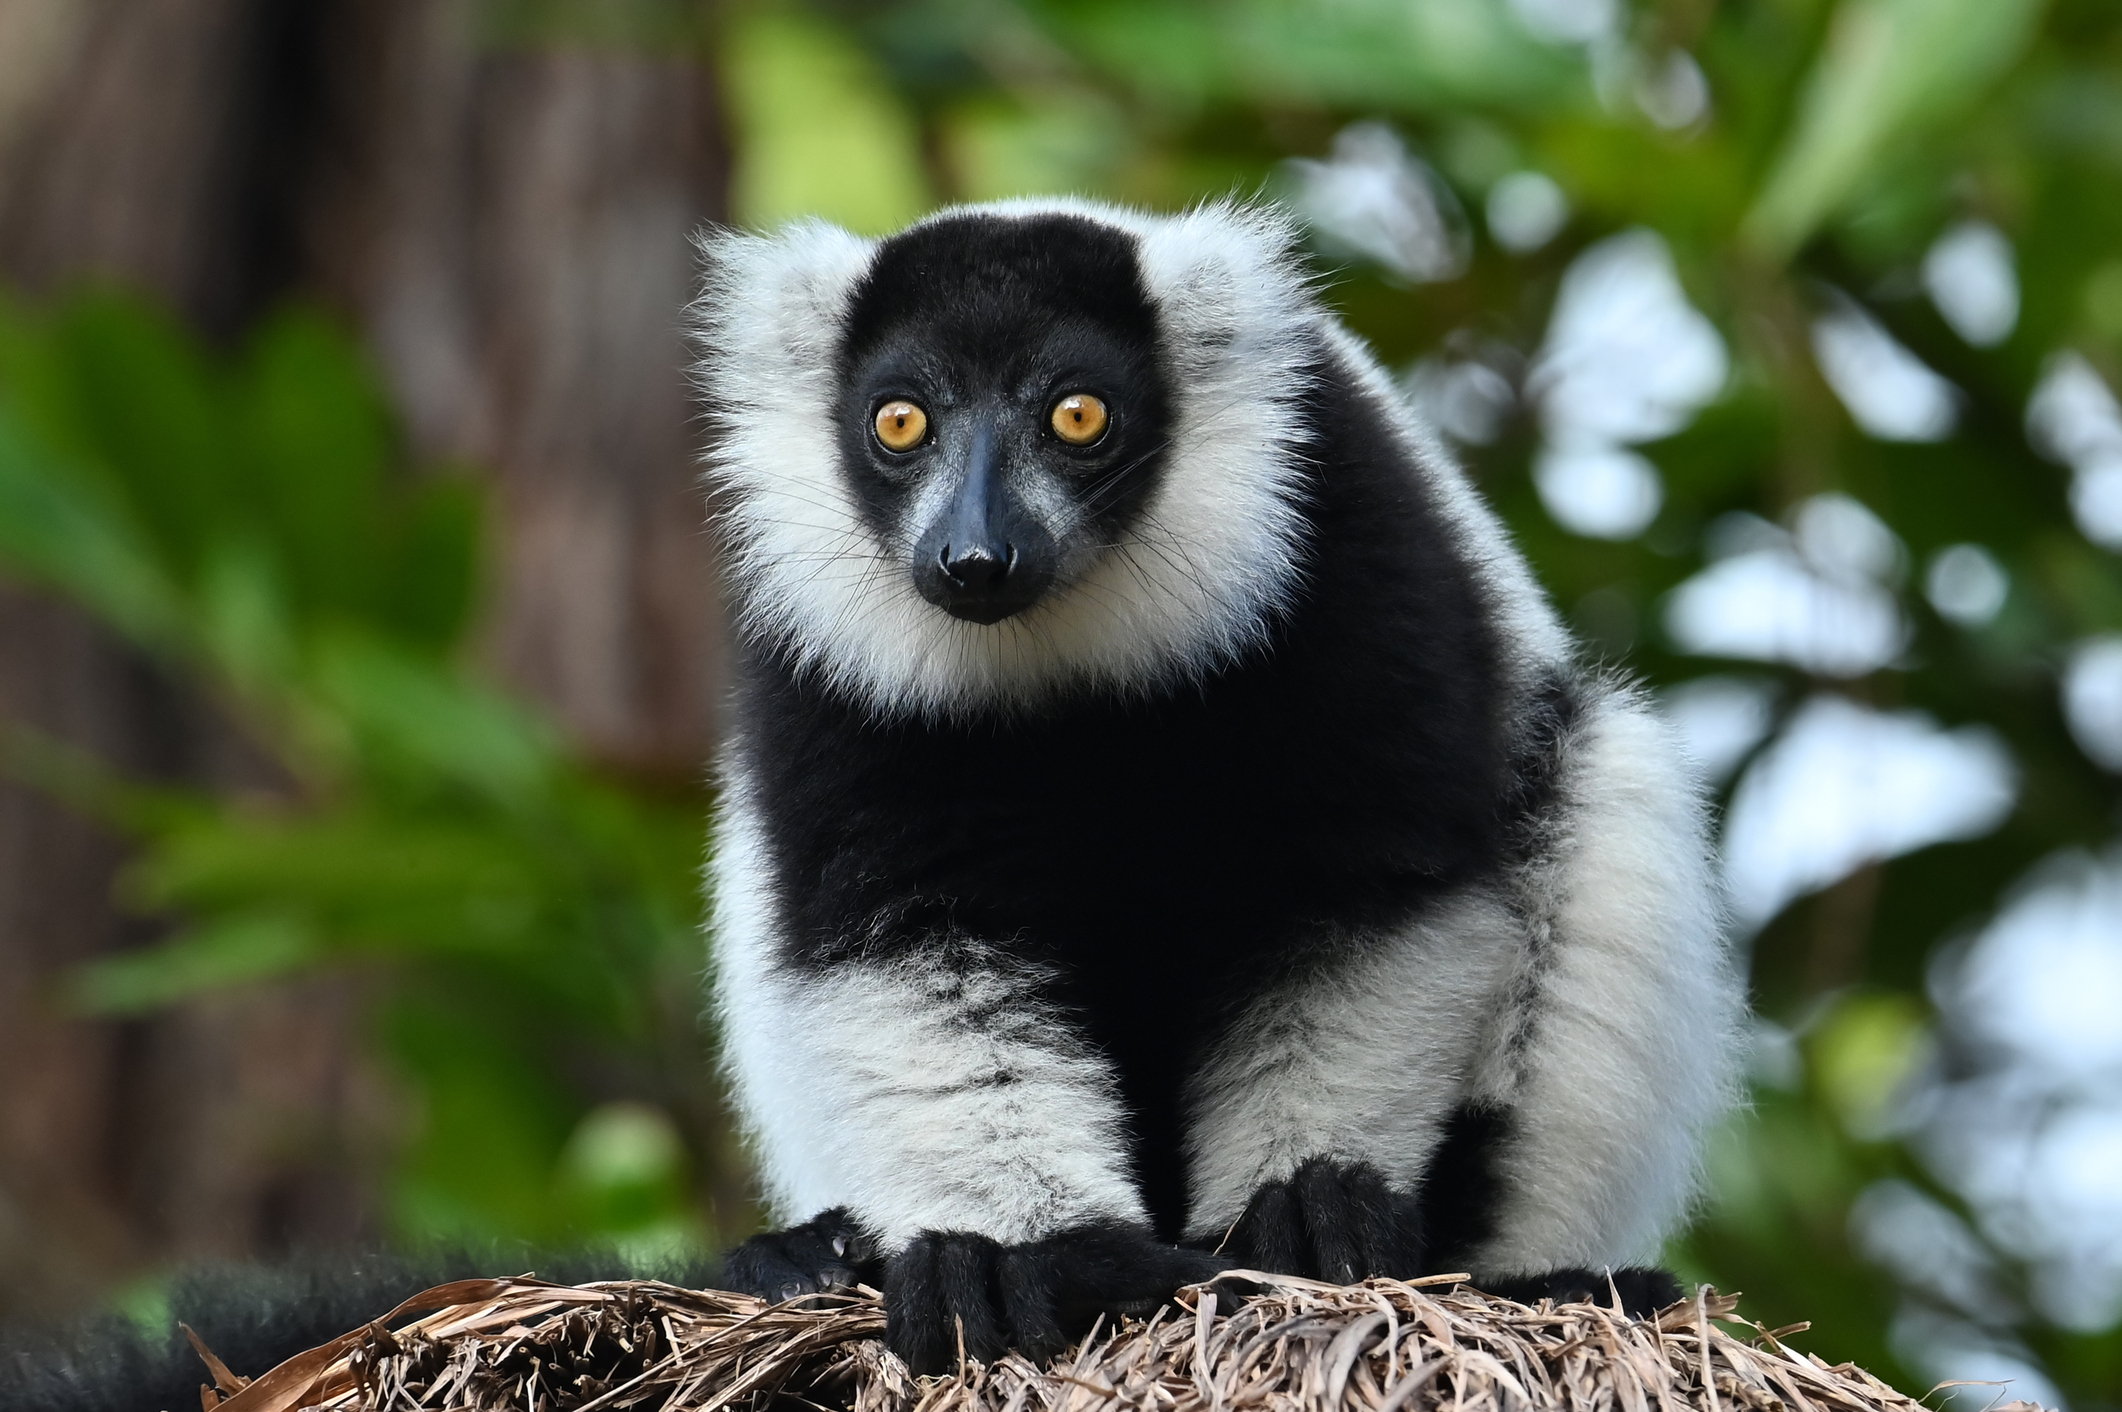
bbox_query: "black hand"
[1479,1265,1684,1317]
[721,1208,884,1304]
[1211,1157,1425,1284]
[886,1221,1233,1373]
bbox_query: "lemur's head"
[694,200,1322,718]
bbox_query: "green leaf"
[308,632,558,803]
[233,307,395,625]
[43,292,237,581]
[0,721,209,834]
[127,811,539,924]
[67,913,323,1014]
[0,404,185,644]
[381,993,584,1244]
[1039,0,1578,114]
[372,474,483,650]
[1744,0,2047,260]
[198,535,299,695]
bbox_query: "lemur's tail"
[0,1248,700,1412]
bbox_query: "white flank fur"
[693,198,1320,719]
[711,788,1148,1251]
[1474,687,1741,1275]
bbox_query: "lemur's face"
[834,214,1172,625]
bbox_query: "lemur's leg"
[712,811,1227,1370]
[1450,689,1738,1315]
[1181,889,1527,1278]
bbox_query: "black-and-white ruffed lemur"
[699,199,1742,1373]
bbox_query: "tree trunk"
[0,0,727,1315]
[310,1,729,767]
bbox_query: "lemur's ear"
[1130,202,1316,390]
[689,220,873,395]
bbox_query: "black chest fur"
[733,374,1555,1234]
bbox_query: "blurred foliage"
[4,0,2122,1405]
[0,292,734,1259]
[723,11,933,231]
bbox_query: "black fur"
[1209,1157,1427,1286]
[831,213,1174,610]
[1478,1267,1685,1318]
[721,1211,1231,1374]
[1414,1101,1515,1271]
[0,1249,705,1412]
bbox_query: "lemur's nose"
[912,414,1054,624]
[941,541,1014,590]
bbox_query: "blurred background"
[0,0,2116,1404]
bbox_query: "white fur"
[1470,686,1741,1275]
[693,199,1321,720]
[1180,888,1527,1240]
[710,784,1147,1251]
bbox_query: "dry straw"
[183,1272,2035,1412]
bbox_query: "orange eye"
[874,400,928,452]
[1050,393,1109,446]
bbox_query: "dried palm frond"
[189,1271,2034,1412]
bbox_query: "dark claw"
[721,1208,883,1304]
[886,1222,1234,1374]
[1209,1156,1425,1283]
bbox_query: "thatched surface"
[188,1272,2025,1412]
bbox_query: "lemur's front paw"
[1212,1157,1425,1284]
[886,1222,1234,1373]
[722,1208,884,1305]
[1480,1266,1684,1318]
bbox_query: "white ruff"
[692,198,1320,720]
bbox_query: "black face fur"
[833,213,1172,624]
